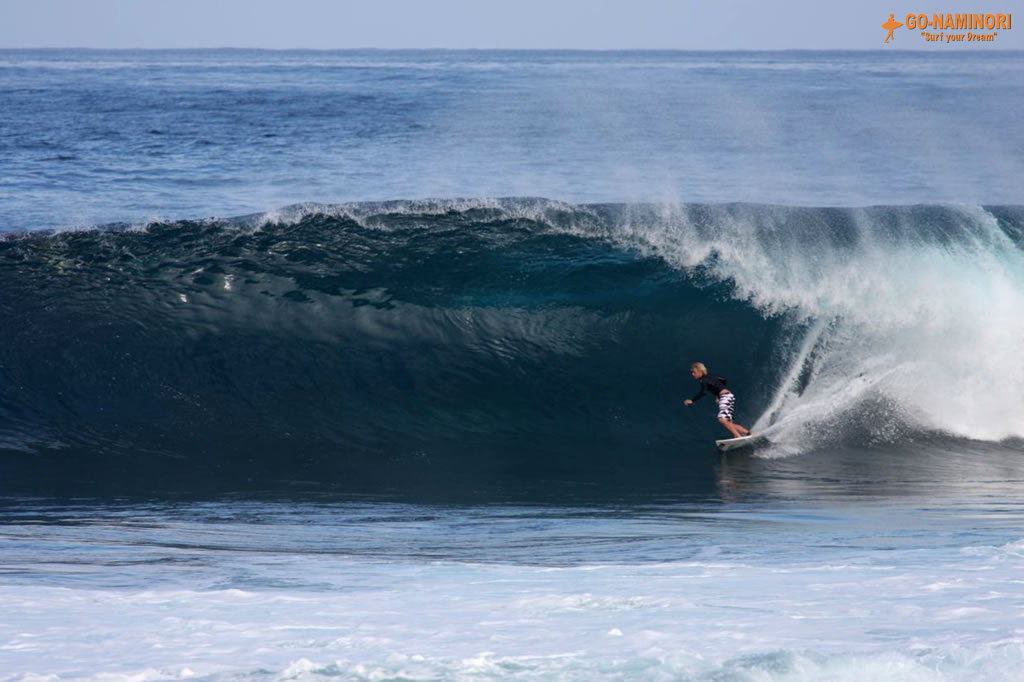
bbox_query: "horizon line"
[3,46,1022,52]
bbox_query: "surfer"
[683,362,752,439]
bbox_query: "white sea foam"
[2,501,1022,682]
[3,547,1024,682]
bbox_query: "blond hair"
[690,362,707,376]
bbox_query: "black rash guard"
[691,375,728,402]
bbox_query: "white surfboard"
[715,433,764,452]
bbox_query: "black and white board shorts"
[716,392,736,421]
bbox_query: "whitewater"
[2,50,1023,682]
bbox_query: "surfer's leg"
[719,417,745,438]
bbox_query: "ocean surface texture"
[2,50,1024,681]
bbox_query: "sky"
[0,0,1021,50]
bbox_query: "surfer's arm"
[686,384,707,404]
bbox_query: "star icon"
[882,13,904,43]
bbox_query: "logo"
[882,14,904,42]
[883,12,1011,44]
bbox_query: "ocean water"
[2,49,1024,681]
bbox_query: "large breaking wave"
[2,199,1022,493]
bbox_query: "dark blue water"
[2,49,1023,233]
[2,49,1024,682]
